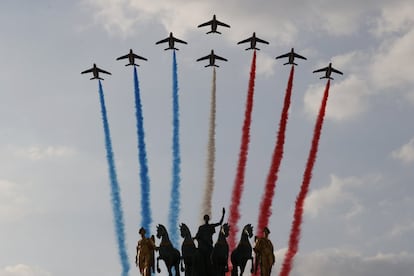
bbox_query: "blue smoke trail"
[133,67,152,232]
[98,80,130,276]
[168,50,181,248]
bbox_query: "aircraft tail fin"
[207,31,221,34]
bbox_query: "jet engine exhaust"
[98,80,130,276]
[279,80,331,276]
[257,65,295,237]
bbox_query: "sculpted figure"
[136,227,156,276]
[194,208,225,275]
[253,227,275,276]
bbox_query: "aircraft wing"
[313,67,328,73]
[116,54,129,60]
[198,20,213,28]
[275,53,290,59]
[133,53,148,61]
[331,67,343,75]
[97,67,111,75]
[293,53,307,60]
[216,20,230,28]
[155,37,169,44]
[255,37,269,44]
[214,54,227,61]
[196,55,209,62]
[81,68,93,74]
[237,37,252,44]
[173,37,187,44]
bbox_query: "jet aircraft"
[116,49,147,66]
[81,64,111,80]
[155,32,187,50]
[275,48,307,65]
[313,63,343,80]
[197,14,230,34]
[237,32,269,50]
[196,50,228,67]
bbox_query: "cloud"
[278,249,414,276]
[82,0,382,43]
[0,264,51,276]
[304,174,381,218]
[390,220,414,237]
[0,180,32,222]
[13,145,75,161]
[303,74,369,121]
[370,27,414,95]
[372,0,414,35]
[392,138,414,163]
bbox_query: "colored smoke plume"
[228,50,257,252]
[168,50,181,248]
[201,67,217,220]
[257,65,295,236]
[98,80,130,276]
[279,80,331,276]
[133,67,152,232]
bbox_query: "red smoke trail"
[228,50,257,253]
[256,65,295,237]
[279,80,331,276]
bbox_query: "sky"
[0,0,414,275]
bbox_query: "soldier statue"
[135,227,156,276]
[253,227,275,276]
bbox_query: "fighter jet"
[196,50,228,67]
[275,48,307,65]
[237,32,269,50]
[81,63,111,80]
[198,14,230,34]
[313,63,343,80]
[155,32,187,50]
[116,49,147,66]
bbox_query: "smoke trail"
[133,67,152,232]
[228,50,257,252]
[98,80,130,276]
[256,65,295,236]
[168,50,181,248]
[279,80,331,276]
[200,67,217,220]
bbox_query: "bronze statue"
[194,208,225,275]
[211,223,230,276]
[135,227,156,276]
[253,227,275,276]
[156,224,181,275]
[230,224,254,276]
[179,223,197,276]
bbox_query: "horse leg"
[250,256,255,273]
[175,263,181,276]
[156,256,161,273]
[231,265,238,276]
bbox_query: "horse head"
[156,224,167,239]
[243,224,253,239]
[221,223,230,238]
[179,223,191,239]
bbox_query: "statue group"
[135,208,275,276]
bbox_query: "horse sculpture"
[179,223,197,276]
[156,224,181,276]
[211,223,230,276]
[230,224,254,276]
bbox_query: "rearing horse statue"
[230,224,254,276]
[156,224,181,276]
[179,223,197,276]
[211,223,230,276]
